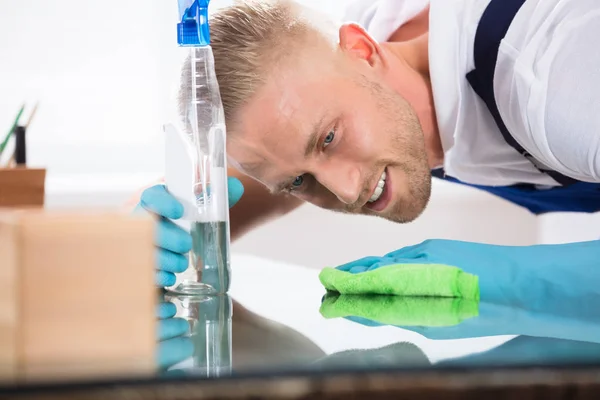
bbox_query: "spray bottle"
[163,0,231,295]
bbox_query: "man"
[139,0,600,286]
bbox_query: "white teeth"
[370,186,383,202]
[368,171,387,203]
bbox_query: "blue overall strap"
[465,0,578,187]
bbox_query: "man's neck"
[381,33,444,169]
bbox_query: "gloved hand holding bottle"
[137,177,244,287]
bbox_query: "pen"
[0,104,25,156]
[15,126,26,166]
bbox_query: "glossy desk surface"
[3,253,600,399]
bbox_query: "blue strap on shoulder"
[465,0,577,187]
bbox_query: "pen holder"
[0,168,46,207]
[0,209,156,383]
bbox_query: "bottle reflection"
[158,294,232,377]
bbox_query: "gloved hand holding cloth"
[321,239,600,311]
[320,262,479,300]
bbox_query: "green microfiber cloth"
[319,263,479,300]
[320,294,479,327]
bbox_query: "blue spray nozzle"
[177,0,211,46]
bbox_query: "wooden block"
[0,168,46,207]
[0,213,18,381]
[0,209,157,383]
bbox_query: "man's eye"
[323,130,335,147]
[291,175,304,188]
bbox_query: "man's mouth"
[368,171,386,203]
[365,168,391,212]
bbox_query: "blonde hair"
[179,0,338,128]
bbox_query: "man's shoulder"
[341,0,430,42]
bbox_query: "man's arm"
[125,167,303,241]
[227,167,303,241]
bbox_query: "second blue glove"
[334,238,600,310]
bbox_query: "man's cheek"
[300,191,343,211]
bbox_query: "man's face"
[228,29,432,223]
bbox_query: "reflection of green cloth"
[319,264,479,300]
[320,294,479,327]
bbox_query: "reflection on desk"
[2,253,600,398]
[157,293,326,375]
[155,253,600,377]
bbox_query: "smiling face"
[227,24,432,223]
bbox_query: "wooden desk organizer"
[0,209,156,383]
[0,168,46,207]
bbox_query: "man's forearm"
[228,167,303,241]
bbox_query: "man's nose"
[315,161,362,205]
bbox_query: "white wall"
[1,0,597,269]
[0,0,177,177]
[0,0,345,178]
[232,180,542,268]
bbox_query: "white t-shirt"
[343,0,600,187]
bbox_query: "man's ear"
[338,23,383,67]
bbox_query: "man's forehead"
[230,61,337,188]
[277,80,304,121]
[234,155,288,194]
[237,72,315,154]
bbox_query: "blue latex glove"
[138,177,244,287]
[156,299,193,370]
[336,239,600,311]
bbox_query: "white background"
[0,0,598,269]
